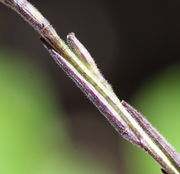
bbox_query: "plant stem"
[122,101,180,171]
[0,0,179,173]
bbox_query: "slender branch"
[0,0,179,174]
[122,101,180,170]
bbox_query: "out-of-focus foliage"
[0,50,115,174]
[124,64,180,174]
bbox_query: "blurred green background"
[0,51,116,174]
[0,0,180,173]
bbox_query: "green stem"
[0,0,179,173]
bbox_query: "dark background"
[0,0,180,173]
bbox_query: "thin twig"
[0,0,179,173]
[122,101,180,169]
